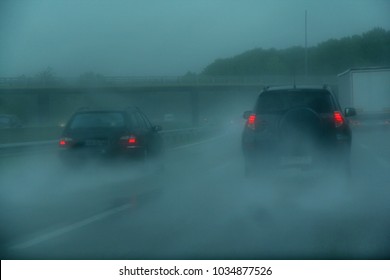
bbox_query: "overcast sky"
[0,0,389,77]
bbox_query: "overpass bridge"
[0,75,338,127]
[0,74,337,89]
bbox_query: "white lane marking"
[8,134,230,250]
[169,134,226,151]
[358,143,390,169]
[11,203,132,250]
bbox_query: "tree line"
[201,28,390,76]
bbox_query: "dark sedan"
[58,107,164,164]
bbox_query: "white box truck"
[338,67,390,128]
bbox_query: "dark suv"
[59,107,163,163]
[242,86,356,177]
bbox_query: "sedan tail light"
[120,135,137,146]
[59,137,73,147]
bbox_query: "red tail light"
[59,137,72,147]
[128,136,137,144]
[120,135,137,146]
[333,111,344,127]
[247,114,256,130]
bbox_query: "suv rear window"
[69,112,125,129]
[256,90,333,114]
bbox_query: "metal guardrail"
[0,140,59,158]
[0,126,64,144]
[0,140,57,149]
[160,127,215,147]
[0,126,217,158]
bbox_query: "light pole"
[305,10,308,79]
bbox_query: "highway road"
[1,126,390,259]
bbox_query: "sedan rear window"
[69,112,125,129]
[256,90,334,114]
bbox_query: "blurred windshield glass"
[0,0,389,261]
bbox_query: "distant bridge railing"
[0,75,338,88]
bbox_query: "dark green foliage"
[202,28,390,76]
[35,67,59,85]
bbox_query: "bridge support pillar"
[190,90,199,127]
[37,94,50,125]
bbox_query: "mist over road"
[1,126,390,259]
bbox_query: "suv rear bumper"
[58,145,145,162]
[242,133,351,168]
